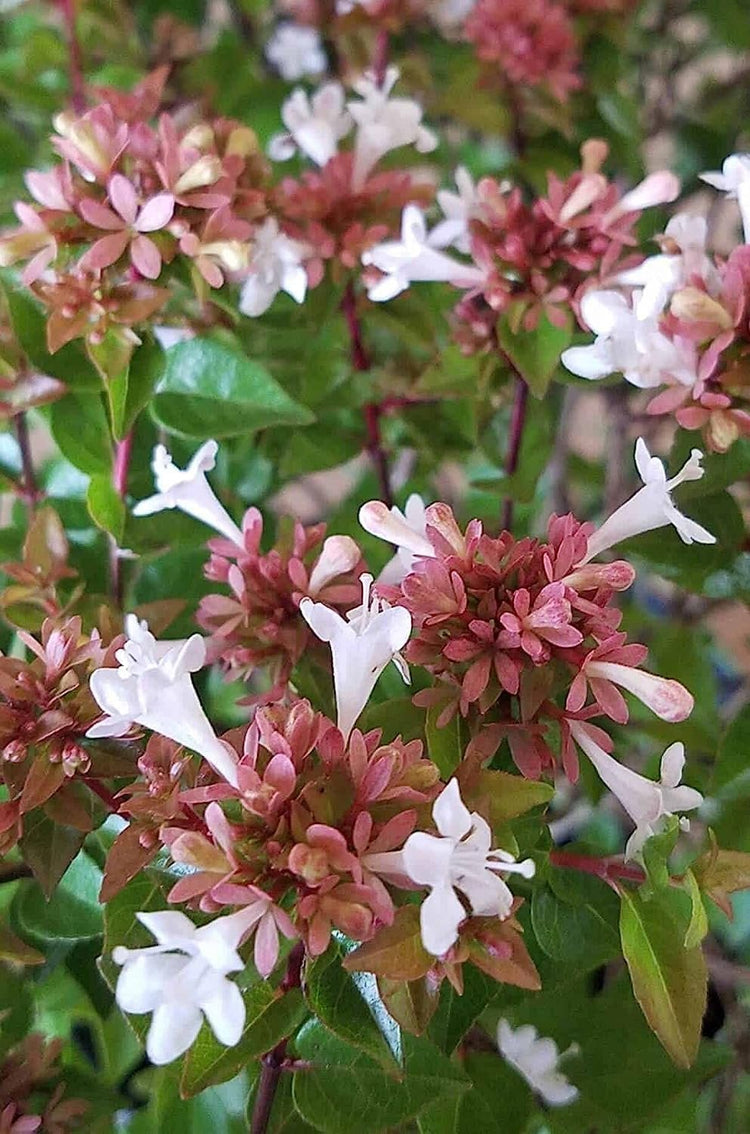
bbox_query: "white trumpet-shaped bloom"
[267,83,351,166]
[133,440,244,546]
[561,290,697,389]
[582,438,715,562]
[363,205,485,302]
[429,167,479,253]
[402,779,536,956]
[239,218,307,318]
[348,66,437,189]
[359,494,433,584]
[700,153,750,242]
[497,1019,579,1107]
[113,909,253,1065]
[265,23,327,82]
[570,723,703,860]
[300,573,412,741]
[614,214,717,320]
[87,615,238,786]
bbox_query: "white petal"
[402,832,454,888]
[580,290,629,335]
[432,779,472,840]
[240,274,277,317]
[299,597,348,643]
[560,343,615,381]
[199,976,246,1047]
[137,910,197,946]
[146,1001,203,1064]
[659,742,685,788]
[419,884,466,956]
[116,953,186,1013]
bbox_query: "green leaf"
[292,1025,469,1134]
[14,850,103,944]
[620,888,707,1068]
[425,705,464,778]
[180,986,307,1097]
[428,965,497,1054]
[18,809,87,898]
[463,769,554,825]
[497,308,572,398]
[532,870,621,969]
[681,869,709,949]
[109,336,165,440]
[87,473,125,540]
[152,338,315,438]
[50,392,112,474]
[305,943,396,1066]
[714,701,750,790]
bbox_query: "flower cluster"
[563,154,750,451]
[0,68,269,368]
[0,617,119,854]
[363,142,680,351]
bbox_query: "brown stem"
[85,778,120,813]
[14,412,39,510]
[0,862,33,884]
[501,375,528,532]
[341,283,393,506]
[250,942,306,1134]
[60,0,85,113]
[549,848,645,885]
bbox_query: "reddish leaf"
[343,906,433,981]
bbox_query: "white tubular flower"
[299,573,411,741]
[87,616,239,787]
[582,438,715,562]
[615,214,716,319]
[348,66,437,189]
[561,290,697,389]
[133,440,244,547]
[267,83,351,166]
[429,167,479,253]
[583,660,693,723]
[112,909,253,1065]
[359,495,434,584]
[362,205,486,302]
[307,535,361,597]
[402,780,535,957]
[701,153,750,242]
[265,23,327,82]
[569,723,703,861]
[600,170,680,226]
[239,218,308,318]
[497,1020,579,1107]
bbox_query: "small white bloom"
[601,170,680,226]
[307,535,361,596]
[615,213,717,319]
[429,167,479,254]
[582,437,715,562]
[570,723,703,861]
[267,83,351,166]
[239,218,308,317]
[133,440,244,546]
[561,290,697,389]
[363,205,485,302]
[113,908,253,1064]
[152,325,195,351]
[700,153,750,242]
[348,66,437,189]
[300,573,411,741]
[497,1019,579,1107]
[265,23,327,82]
[359,494,434,584]
[402,779,535,956]
[87,615,239,787]
[429,0,477,34]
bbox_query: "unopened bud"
[288,844,329,885]
[670,287,733,330]
[2,739,27,763]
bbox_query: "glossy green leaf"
[305,943,396,1066]
[50,391,112,474]
[87,473,125,540]
[620,888,707,1068]
[497,308,572,398]
[152,338,315,438]
[14,850,103,944]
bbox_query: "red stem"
[250,942,306,1134]
[372,29,389,88]
[501,375,528,532]
[60,0,85,113]
[14,413,39,510]
[549,849,646,885]
[109,432,133,608]
[341,282,393,506]
[85,778,120,813]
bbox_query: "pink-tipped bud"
[586,661,694,723]
[562,560,636,592]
